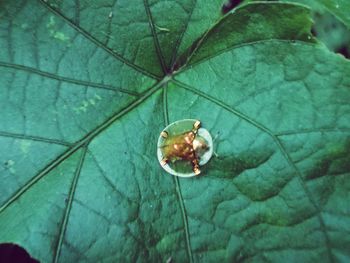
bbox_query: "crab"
[159,120,209,175]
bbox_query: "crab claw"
[193,120,201,131]
[161,158,168,166]
[193,166,201,175]
[160,131,168,138]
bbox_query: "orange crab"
[159,120,209,175]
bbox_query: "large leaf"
[1,0,350,262]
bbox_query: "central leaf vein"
[53,146,88,263]
[162,84,193,263]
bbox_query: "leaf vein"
[74,0,80,25]
[143,0,167,74]
[53,146,88,263]
[162,85,169,125]
[173,177,194,263]
[169,0,197,68]
[273,139,334,261]
[0,130,72,146]
[0,61,140,97]
[38,0,161,80]
[176,39,316,75]
[173,80,274,135]
[162,86,193,263]
[276,128,350,136]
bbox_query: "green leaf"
[177,2,315,67]
[271,0,350,57]
[1,1,350,262]
[312,12,350,53]
[280,0,350,30]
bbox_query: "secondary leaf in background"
[312,12,350,58]
[281,0,350,30]
[176,2,315,67]
[278,0,350,58]
[242,0,350,58]
[318,0,350,29]
[243,0,350,29]
[0,1,350,262]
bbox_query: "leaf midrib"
[162,86,193,262]
[53,146,88,263]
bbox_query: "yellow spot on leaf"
[54,32,70,42]
[47,16,55,29]
[21,23,29,29]
[47,16,70,43]
[20,140,31,154]
[73,96,101,114]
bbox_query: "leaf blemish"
[4,160,15,168]
[16,140,31,154]
[4,160,16,174]
[46,16,70,43]
[73,97,101,114]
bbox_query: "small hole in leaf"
[337,46,350,59]
[222,0,244,14]
[0,243,39,263]
[311,27,317,37]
